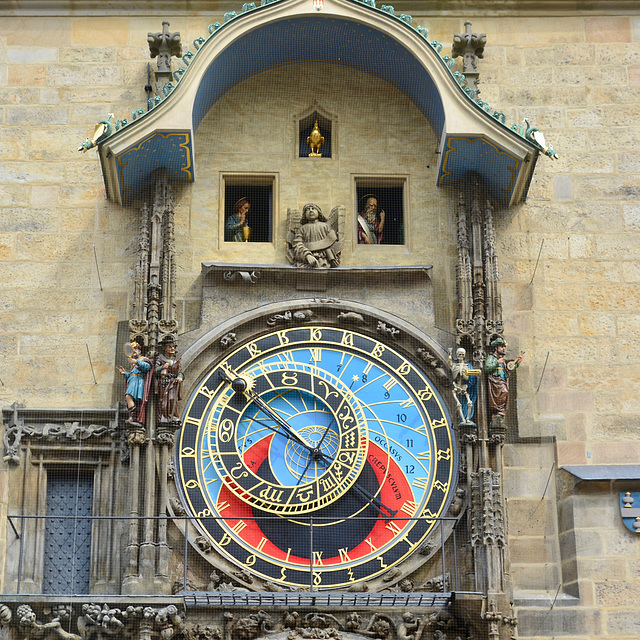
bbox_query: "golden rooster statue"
[306,120,325,157]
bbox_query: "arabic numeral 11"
[406,439,414,447]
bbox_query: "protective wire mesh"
[7,54,503,597]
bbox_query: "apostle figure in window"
[117,342,153,425]
[289,202,341,268]
[225,197,251,242]
[155,336,184,424]
[357,194,385,244]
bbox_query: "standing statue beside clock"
[485,337,524,424]
[155,336,184,425]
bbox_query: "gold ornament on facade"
[307,120,325,157]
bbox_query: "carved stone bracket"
[223,270,260,284]
[376,321,400,339]
[415,347,449,383]
[220,332,237,348]
[127,423,147,446]
[266,309,314,326]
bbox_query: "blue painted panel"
[117,132,192,204]
[438,136,520,205]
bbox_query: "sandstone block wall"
[0,5,639,637]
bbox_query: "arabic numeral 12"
[405,465,415,474]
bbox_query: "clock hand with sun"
[218,368,318,450]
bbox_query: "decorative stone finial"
[452,20,486,93]
[148,21,182,94]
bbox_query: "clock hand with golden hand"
[350,480,398,521]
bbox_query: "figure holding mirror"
[225,197,252,242]
[117,341,153,425]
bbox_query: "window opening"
[355,179,405,246]
[299,112,332,158]
[223,176,274,244]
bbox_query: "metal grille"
[182,591,455,608]
[42,470,93,594]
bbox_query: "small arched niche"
[296,106,335,159]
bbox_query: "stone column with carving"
[454,180,516,639]
[123,170,178,594]
[129,202,150,347]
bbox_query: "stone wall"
[473,13,640,638]
[0,4,639,638]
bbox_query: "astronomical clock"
[173,301,458,591]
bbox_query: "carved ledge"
[202,263,433,292]
[6,1,635,17]
[1,403,123,463]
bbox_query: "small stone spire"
[147,21,182,95]
[452,20,486,94]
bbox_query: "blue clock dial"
[177,324,456,589]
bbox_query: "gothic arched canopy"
[98,0,539,206]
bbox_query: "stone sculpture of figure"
[357,194,385,244]
[397,612,420,640]
[117,342,153,425]
[448,347,479,425]
[289,203,341,268]
[225,197,251,242]
[155,337,184,424]
[484,337,524,423]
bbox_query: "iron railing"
[6,513,476,605]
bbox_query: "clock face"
[177,324,456,589]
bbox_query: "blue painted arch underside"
[192,17,445,137]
